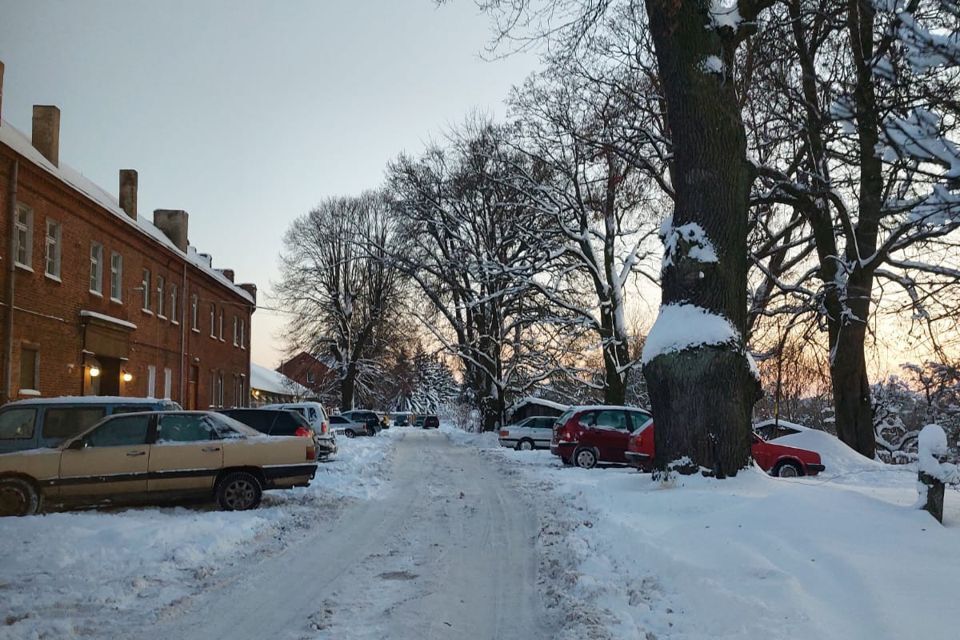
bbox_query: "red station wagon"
[625,425,826,477]
[550,406,653,469]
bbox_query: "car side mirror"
[67,438,86,450]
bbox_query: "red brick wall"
[0,144,253,407]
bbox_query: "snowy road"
[134,429,549,640]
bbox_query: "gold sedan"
[0,411,318,516]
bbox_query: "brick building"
[277,352,334,398]
[0,60,256,408]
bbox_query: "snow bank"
[0,434,395,639]
[439,421,501,448]
[641,303,740,364]
[773,428,884,476]
[447,427,960,640]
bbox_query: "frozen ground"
[0,429,549,640]
[445,425,960,640]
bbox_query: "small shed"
[250,363,312,406]
[507,397,570,423]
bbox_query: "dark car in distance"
[340,410,382,434]
[421,415,439,429]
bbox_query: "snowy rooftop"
[508,396,570,412]
[0,119,253,303]
[250,363,311,397]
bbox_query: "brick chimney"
[32,105,61,167]
[153,209,189,252]
[119,170,138,220]
[0,61,5,124]
[219,269,235,282]
[239,283,258,307]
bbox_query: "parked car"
[262,402,337,458]
[217,408,334,458]
[753,418,806,442]
[499,416,557,450]
[550,406,653,469]
[625,425,826,477]
[0,396,181,454]
[340,410,381,434]
[391,412,412,427]
[0,410,318,517]
[329,414,372,438]
[421,415,439,429]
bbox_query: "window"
[209,304,216,337]
[594,410,628,431]
[218,310,224,341]
[110,252,123,302]
[14,205,32,269]
[306,371,315,384]
[19,346,38,391]
[217,372,224,407]
[163,368,172,400]
[141,269,152,312]
[89,243,104,295]
[84,415,150,447]
[147,365,157,398]
[42,407,105,440]
[191,294,199,331]
[233,316,239,346]
[239,319,245,349]
[44,219,62,279]
[170,284,179,324]
[0,408,36,440]
[210,370,217,407]
[157,276,166,318]
[156,414,218,443]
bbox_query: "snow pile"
[439,421,501,449]
[447,433,959,639]
[0,434,395,639]
[918,424,959,483]
[661,218,719,267]
[641,303,740,364]
[772,427,885,476]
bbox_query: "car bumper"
[550,442,576,458]
[624,451,651,469]
[805,463,825,475]
[499,438,518,448]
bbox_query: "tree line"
[278,0,960,476]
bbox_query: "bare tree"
[276,192,406,410]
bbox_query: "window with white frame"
[157,276,166,318]
[141,269,152,312]
[89,243,104,295]
[209,304,216,337]
[110,252,123,302]
[239,318,245,349]
[217,371,224,407]
[163,367,172,400]
[14,205,33,269]
[170,284,179,324]
[147,365,156,398]
[191,294,199,331]
[232,316,239,346]
[218,310,224,341]
[44,219,62,279]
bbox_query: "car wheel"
[216,472,263,511]
[0,477,42,517]
[574,448,597,469]
[774,461,802,478]
[517,439,534,451]
[345,430,356,438]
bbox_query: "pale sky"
[0,0,536,368]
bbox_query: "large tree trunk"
[600,308,629,405]
[642,0,760,477]
[340,364,356,411]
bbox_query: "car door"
[148,414,224,492]
[533,417,555,447]
[592,410,631,462]
[58,413,152,497]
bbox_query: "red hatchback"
[550,406,654,469]
[624,425,825,477]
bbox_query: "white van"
[263,402,336,457]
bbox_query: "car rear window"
[0,408,36,440]
[42,407,107,439]
[271,411,309,436]
[221,410,276,434]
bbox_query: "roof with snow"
[0,119,253,303]
[508,396,571,412]
[250,363,311,397]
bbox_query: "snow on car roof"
[566,404,651,413]
[508,396,570,412]
[753,418,812,432]
[4,396,173,407]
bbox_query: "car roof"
[566,405,651,413]
[4,396,174,407]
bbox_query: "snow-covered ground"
[442,424,960,640]
[0,434,396,640]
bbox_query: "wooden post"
[919,469,945,524]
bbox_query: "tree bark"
[642,0,760,476]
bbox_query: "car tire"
[517,439,534,451]
[0,477,42,517]
[345,430,356,438]
[574,447,598,469]
[774,461,802,478]
[216,472,263,511]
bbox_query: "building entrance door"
[187,364,199,409]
